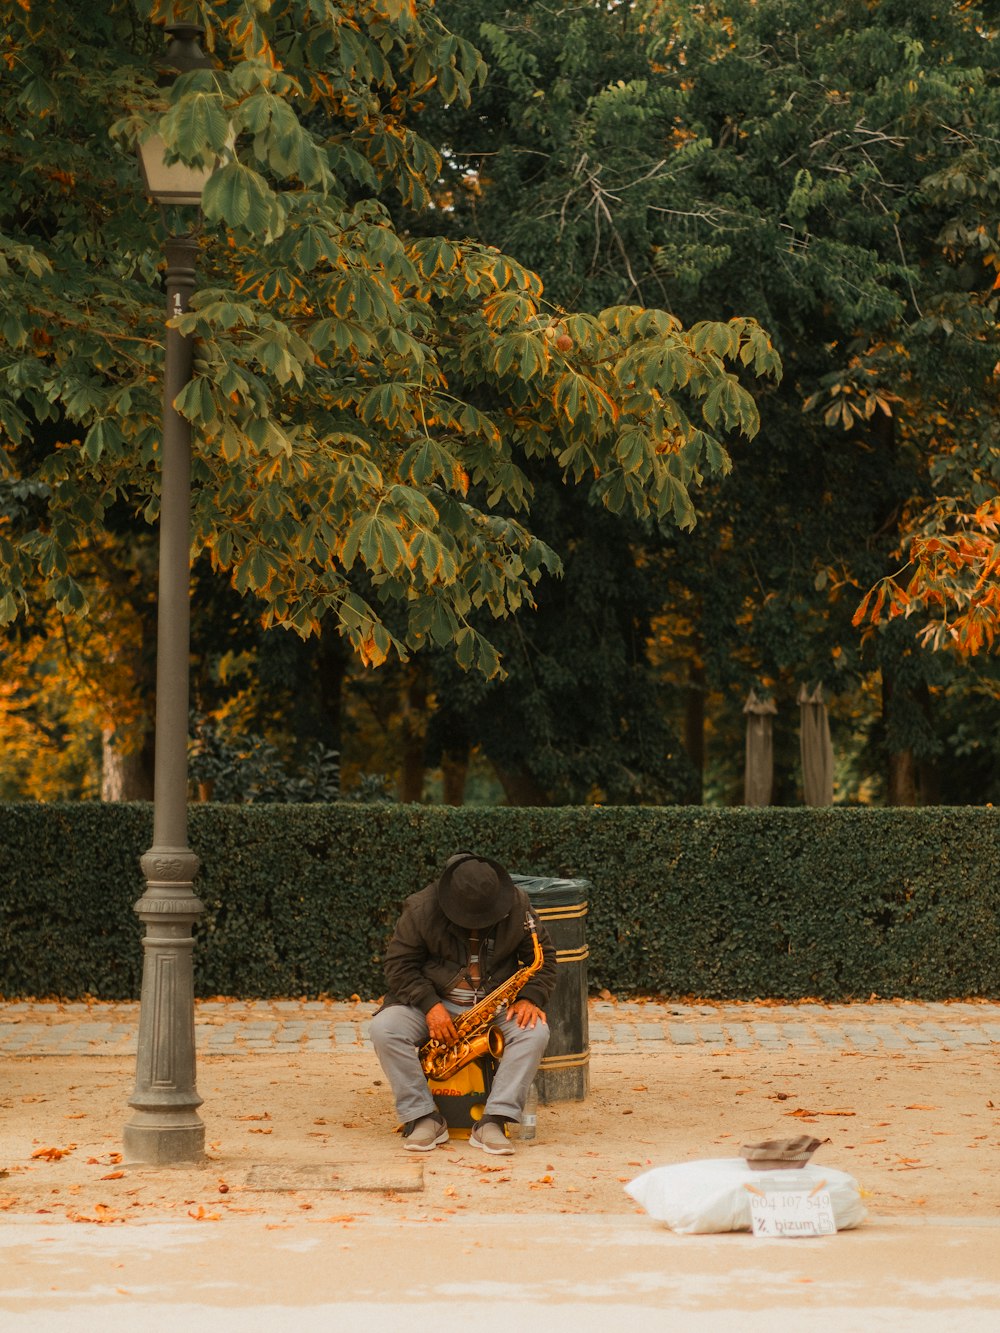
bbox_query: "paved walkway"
[4,996,1000,1332]
[4,1213,999,1333]
[3,997,999,1056]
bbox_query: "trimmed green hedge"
[1,803,997,1001]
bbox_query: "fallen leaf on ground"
[785,1108,855,1118]
[31,1146,75,1161]
[68,1204,123,1224]
[905,1105,939,1111]
[188,1206,221,1221]
[100,1172,125,1181]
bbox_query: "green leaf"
[161,92,230,159]
[202,161,282,237]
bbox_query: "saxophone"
[420,912,544,1083]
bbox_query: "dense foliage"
[2,0,997,808]
[1,802,997,1001]
[0,0,774,670]
[404,0,1000,803]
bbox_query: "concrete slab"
[242,1162,424,1193]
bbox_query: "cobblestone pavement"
[3,997,1000,1057]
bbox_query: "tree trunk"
[101,727,154,801]
[491,762,550,807]
[883,671,937,806]
[397,664,428,803]
[441,745,469,806]
[882,669,913,806]
[683,659,705,804]
[316,634,348,755]
[887,747,919,806]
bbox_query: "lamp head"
[157,23,215,84]
[139,23,219,207]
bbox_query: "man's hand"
[425,1002,458,1044]
[508,999,546,1029]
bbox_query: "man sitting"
[371,853,555,1154]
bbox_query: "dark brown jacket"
[381,883,556,1014]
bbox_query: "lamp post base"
[123,1110,205,1165]
[123,1109,205,1162]
[126,849,205,1165]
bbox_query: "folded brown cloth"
[739,1135,825,1170]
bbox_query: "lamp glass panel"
[139,134,213,206]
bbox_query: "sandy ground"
[2,1040,998,1225]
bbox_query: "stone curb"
[3,999,999,1057]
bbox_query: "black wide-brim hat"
[436,854,517,930]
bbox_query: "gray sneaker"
[402,1113,449,1151]
[470,1119,514,1156]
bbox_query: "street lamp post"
[123,23,217,1166]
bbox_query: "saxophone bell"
[486,1023,505,1060]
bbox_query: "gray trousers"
[370,1001,549,1124]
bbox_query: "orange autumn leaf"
[188,1206,221,1222]
[904,1105,939,1111]
[31,1145,75,1161]
[785,1108,854,1118]
[68,1203,122,1224]
[100,1171,125,1180]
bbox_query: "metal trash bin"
[512,875,590,1103]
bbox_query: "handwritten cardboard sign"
[746,1183,837,1237]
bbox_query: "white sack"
[624,1158,867,1235]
